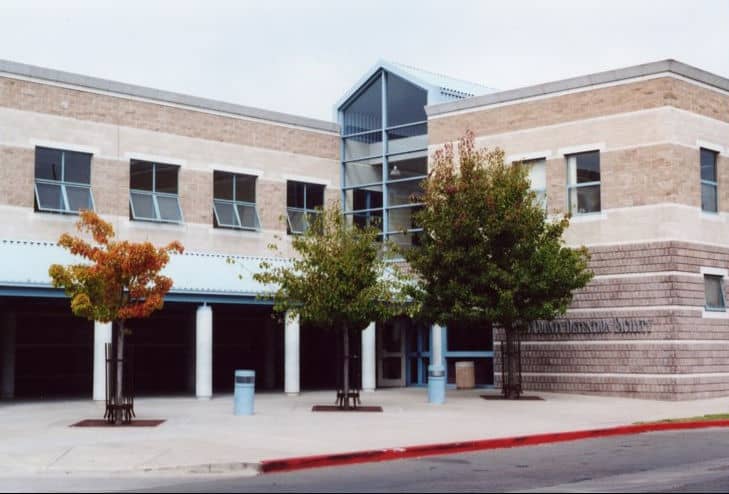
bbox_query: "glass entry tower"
[338,69,429,249]
[337,61,491,248]
[336,61,495,386]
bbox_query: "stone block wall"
[494,241,729,400]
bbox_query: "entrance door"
[406,323,430,386]
[377,319,406,387]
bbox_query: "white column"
[196,305,213,400]
[1,313,16,400]
[361,322,376,392]
[431,323,444,369]
[284,311,300,396]
[92,321,112,401]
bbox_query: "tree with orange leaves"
[49,210,183,423]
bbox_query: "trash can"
[455,361,475,389]
[234,370,255,416]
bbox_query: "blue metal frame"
[402,324,495,388]
[0,284,273,306]
[339,69,427,244]
[440,325,495,389]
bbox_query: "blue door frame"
[405,324,494,389]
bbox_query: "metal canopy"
[0,239,286,304]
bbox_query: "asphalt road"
[2,428,729,492]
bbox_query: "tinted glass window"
[386,73,427,127]
[129,191,156,219]
[353,188,383,210]
[63,151,91,184]
[705,275,725,310]
[235,175,256,203]
[342,74,382,134]
[306,184,325,210]
[701,148,718,182]
[157,195,182,222]
[130,161,154,191]
[65,185,93,211]
[36,182,64,210]
[702,183,718,213]
[35,148,63,181]
[287,181,306,209]
[214,171,234,200]
[155,164,179,194]
[574,151,600,183]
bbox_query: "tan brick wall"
[257,180,287,231]
[179,168,213,225]
[91,158,128,217]
[0,77,339,160]
[0,146,33,208]
[429,77,729,145]
[600,144,693,209]
[720,155,729,211]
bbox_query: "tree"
[49,210,183,422]
[404,132,593,398]
[253,203,411,409]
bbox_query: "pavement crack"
[46,447,73,468]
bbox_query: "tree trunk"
[502,328,522,399]
[115,319,125,424]
[342,327,350,410]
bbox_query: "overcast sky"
[1,0,727,122]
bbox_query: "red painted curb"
[259,419,729,474]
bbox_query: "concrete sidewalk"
[0,389,727,476]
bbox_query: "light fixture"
[390,165,401,177]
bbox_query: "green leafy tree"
[254,203,411,408]
[404,132,593,398]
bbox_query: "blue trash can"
[427,365,446,404]
[234,370,255,416]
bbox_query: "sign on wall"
[527,318,651,335]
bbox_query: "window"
[286,181,324,234]
[566,151,600,215]
[522,158,547,210]
[34,147,94,214]
[701,148,719,213]
[129,160,183,223]
[705,275,726,312]
[212,171,260,231]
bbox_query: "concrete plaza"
[0,388,727,477]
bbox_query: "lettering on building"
[527,318,651,335]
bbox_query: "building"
[0,58,727,401]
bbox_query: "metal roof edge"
[425,59,729,117]
[0,59,339,134]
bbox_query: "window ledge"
[700,211,724,222]
[702,309,729,319]
[207,227,263,238]
[124,219,186,231]
[569,211,607,223]
[31,210,82,223]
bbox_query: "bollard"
[427,365,446,404]
[234,369,255,416]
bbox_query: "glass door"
[377,319,406,387]
[406,323,430,386]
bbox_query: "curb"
[259,419,729,474]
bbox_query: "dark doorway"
[3,297,93,399]
[212,305,283,393]
[125,303,196,396]
[301,324,361,391]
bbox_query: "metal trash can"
[427,365,446,404]
[234,370,255,416]
[455,361,475,389]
